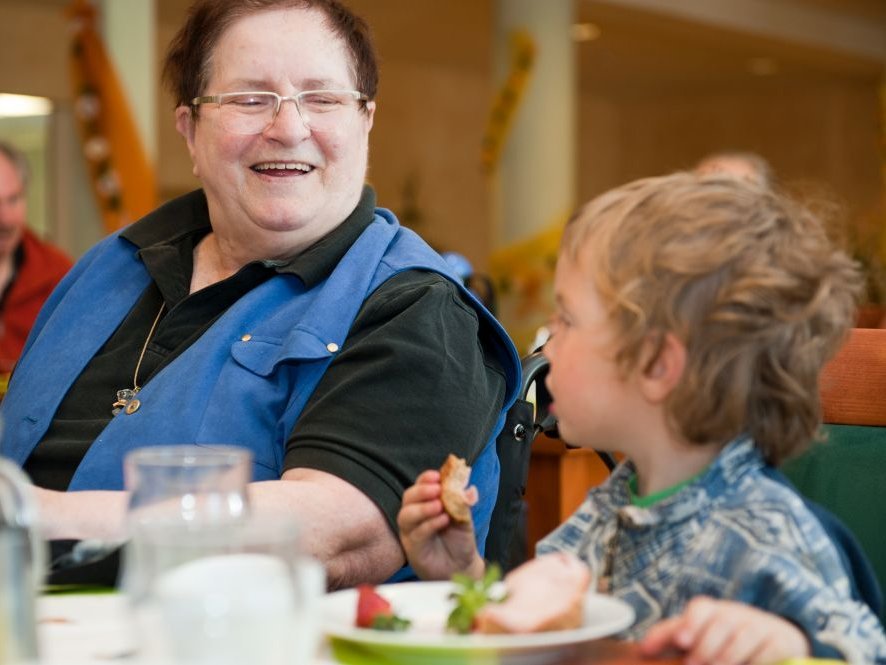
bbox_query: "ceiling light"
[0,94,53,118]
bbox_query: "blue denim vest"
[0,208,520,562]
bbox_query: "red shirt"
[0,229,72,374]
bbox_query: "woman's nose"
[263,99,311,141]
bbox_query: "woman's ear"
[174,105,200,178]
[363,100,376,132]
[639,332,686,403]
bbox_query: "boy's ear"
[638,332,686,403]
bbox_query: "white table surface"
[36,593,335,665]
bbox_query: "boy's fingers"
[464,485,479,507]
[402,479,441,505]
[639,617,684,654]
[713,630,760,665]
[685,612,734,665]
[642,597,723,658]
[675,596,721,648]
[404,512,450,543]
[749,619,810,664]
[397,499,444,531]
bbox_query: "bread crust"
[439,454,472,524]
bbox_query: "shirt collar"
[604,435,762,528]
[121,185,378,288]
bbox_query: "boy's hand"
[397,470,484,581]
[639,596,811,665]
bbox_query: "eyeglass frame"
[189,89,370,134]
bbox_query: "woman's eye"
[227,95,272,108]
[301,93,340,107]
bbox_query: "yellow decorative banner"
[489,216,567,353]
[481,29,535,175]
[66,0,156,234]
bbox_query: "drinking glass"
[0,457,42,663]
[124,445,252,527]
[121,445,253,606]
[129,516,324,665]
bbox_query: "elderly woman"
[0,0,519,587]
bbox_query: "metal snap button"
[241,334,252,342]
[326,342,339,353]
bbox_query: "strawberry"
[356,585,392,628]
[355,585,411,631]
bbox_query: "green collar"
[628,469,706,508]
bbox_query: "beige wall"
[579,80,884,222]
[0,2,69,102]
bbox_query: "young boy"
[398,173,886,664]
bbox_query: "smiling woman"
[0,0,520,591]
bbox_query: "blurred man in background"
[694,150,774,189]
[0,142,72,385]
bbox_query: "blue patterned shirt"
[536,437,886,663]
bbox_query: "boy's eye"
[549,312,570,333]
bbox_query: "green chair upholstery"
[782,424,886,624]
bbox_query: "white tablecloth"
[36,594,334,665]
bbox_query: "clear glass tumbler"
[124,444,252,527]
[130,516,324,665]
[121,445,252,604]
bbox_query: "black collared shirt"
[26,186,506,541]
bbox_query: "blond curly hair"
[561,172,862,464]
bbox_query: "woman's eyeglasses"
[190,90,368,135]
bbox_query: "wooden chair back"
[782,327,886,623]
[820,327,886,426]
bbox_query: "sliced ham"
[474,553,592,634]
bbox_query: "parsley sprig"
[370,614,412,631]
[446,564,504,634]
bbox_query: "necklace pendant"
[112,388,139,416]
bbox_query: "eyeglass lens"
[216,92,361,135]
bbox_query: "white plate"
[320,581,634,664]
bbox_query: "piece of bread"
[439,454,472,524]
[474,552,592,634]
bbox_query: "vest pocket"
[230,328,338,377]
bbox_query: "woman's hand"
[397,470,484,581]
[639,596,811,665]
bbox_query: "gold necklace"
[112,303,166,416]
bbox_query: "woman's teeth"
[254,162,312,172]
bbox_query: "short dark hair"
[163,0,378,110]
[0,141,30,189]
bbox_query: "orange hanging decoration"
[66,0,156,234]
[480,30,536,175]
